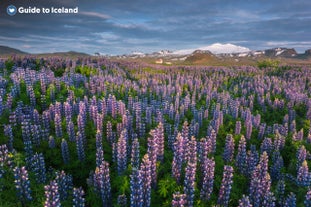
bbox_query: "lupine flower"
[73,187,85,207]
[217,165,234,207]
[14,166,32,203]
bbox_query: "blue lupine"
[14,166,32,203]
[54,113,63,138]
[275,179,285,206]
[73,187,85,207]
[131,138,140,169]
[61,139,70,164]
[236,135,247,175]
[30,153,46,183]
[117,194,127,207]
[284,192,296,207]
[270,150,283,181]
[76,132,85,161]
[54,170,72,201]
[130,169,143,207]
[49,136,56,149]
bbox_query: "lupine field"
[0,56,311,207]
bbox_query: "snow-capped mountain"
[173,43,250,55]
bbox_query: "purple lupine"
[76,132,85,161]
[217,165,234,207]
[67,121,75,142]
[273,130,285,151]
[55,170,72,201]
[284,192,296,207]
[94,161,111,207]
[130,169,143,207]
[147,130,158,186]
[238,195,252,207]
[245,120,252,140]
[184,160,196,207]
[172,133,184,183]
[96,146,104,167]
[117,194,127,207]
[96,130,103,150]
[54,113,63,138]
[117,129,128,175]
[186,136,197,165]
[296,145,307,171]
[249,151,271,207]
[44,181,61,207]
[305,188,311,207]
[198,137,212,165]
[200,157,215,201]
[223,134,235,163]
[13,166,32,203]
[77,114,86,146]
[208,128,217,154]
[73,187,85,207]
[172,192,187,207]
[140,154,152,207]
[297,160,311,186]
[235,121,242,135]
[131,138,140,169]
[236,135,247,175]
[258,123,266,140]
[156,122,165,162]
[30,153,46,183]
[106,121,113,144]
[61,139,70,164]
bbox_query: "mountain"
[0,46,28,55]
[37,51,90,58]
[184,50,220,64]
[173,43,250,55]
[264,48,297,58]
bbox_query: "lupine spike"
[217,165,234,207]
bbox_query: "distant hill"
[0,46,28,55]
[0,46,90,58]
[37,51,90,58]
[184,50,218,64]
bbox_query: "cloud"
[0,0,310,54]
[79,11,111,20]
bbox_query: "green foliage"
[257,59,280,69]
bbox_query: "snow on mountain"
[173,43,250,55]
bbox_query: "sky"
[1,0,311,55]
